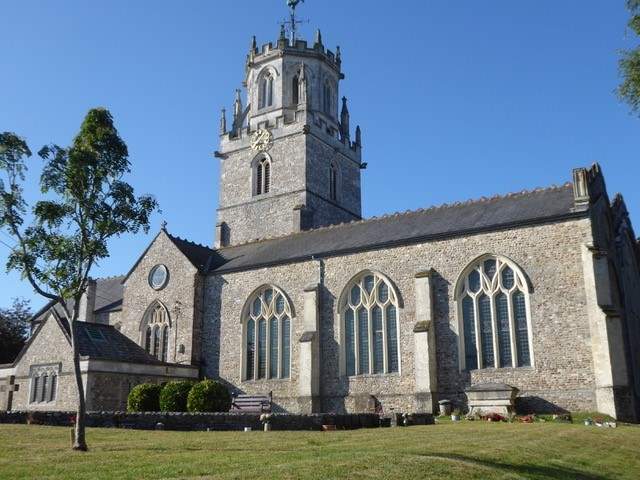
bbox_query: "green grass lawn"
[0,422,639,480]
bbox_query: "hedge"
[159,381,195,412]
[127,383,164,412]
[186,379,231,413]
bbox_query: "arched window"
[323,81,333,116]
[243,286,292,381]
[339,271,400,376]
[141,303,171,362]
[259,72,274,109]
[456,255,533,371]
[292,75,299,105]
[255,155,271,196]
[329,162,338,202]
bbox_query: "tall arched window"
[329,162,338,202]
[339,271,400,376]
[292,75,299,105]
[456,255,533,371]
[243,286,292,381]
[255,155,271,196]
[142,303,171,362]
[259,72,274,109]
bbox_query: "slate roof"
[166,233,215,272]
[210,184,584,273]
[74,322,164,365]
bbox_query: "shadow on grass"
[418,453,606,480]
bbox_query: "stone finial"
[355,125,362,147]
[314,29,323,48]
[161,220,168,231]
[336,45,342,64]
[340,97,350,141]
[220,108,227,135]
[279,23,287,42]
[233,89,243,132]
[248,36,257,63]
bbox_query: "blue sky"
[1,0,638,311]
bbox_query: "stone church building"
[1,25,640,422]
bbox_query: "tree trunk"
[70,320,88,451]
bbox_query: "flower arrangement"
[260,413,272,431]
[519,414,535,423]
[482,412,506,422]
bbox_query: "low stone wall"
[0,411,418,431]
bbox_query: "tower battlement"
[247,37,343,78]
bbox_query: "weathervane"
[283,0,307,45]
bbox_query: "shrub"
[127,383,163,412]
[186,379,231,413]
[160,381,195,412]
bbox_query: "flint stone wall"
[205,217,598,415]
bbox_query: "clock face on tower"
[250,129,273,152]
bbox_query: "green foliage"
[0,298,31,364]
[186,379,231,413]
[159,381,195,412]
[620,1,640,114]
[127,383,164,412]
[0,108,159,310]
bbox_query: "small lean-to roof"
[210,184,585,274]
[74,322,164,365]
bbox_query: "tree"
[0,298,31,364]
[0,108,158,451]
[619,0,640,113]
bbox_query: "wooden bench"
[231,391,272,413]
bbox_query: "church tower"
[214,17,363,247]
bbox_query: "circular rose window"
[148,264,169,290]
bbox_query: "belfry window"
[457,255,533,371]
[292,75,299,105]
[142,303,171,362]
[255,155,271,196]
[259,72,274,109]
[340,271,400,376]
[323,81,333,116]
[243,286,292,381]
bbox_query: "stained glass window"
[244,286,293,381]
[341,272,400,376]
[458,256,532,370]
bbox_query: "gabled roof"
[210,184,585,273]
[122,229,214,284]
